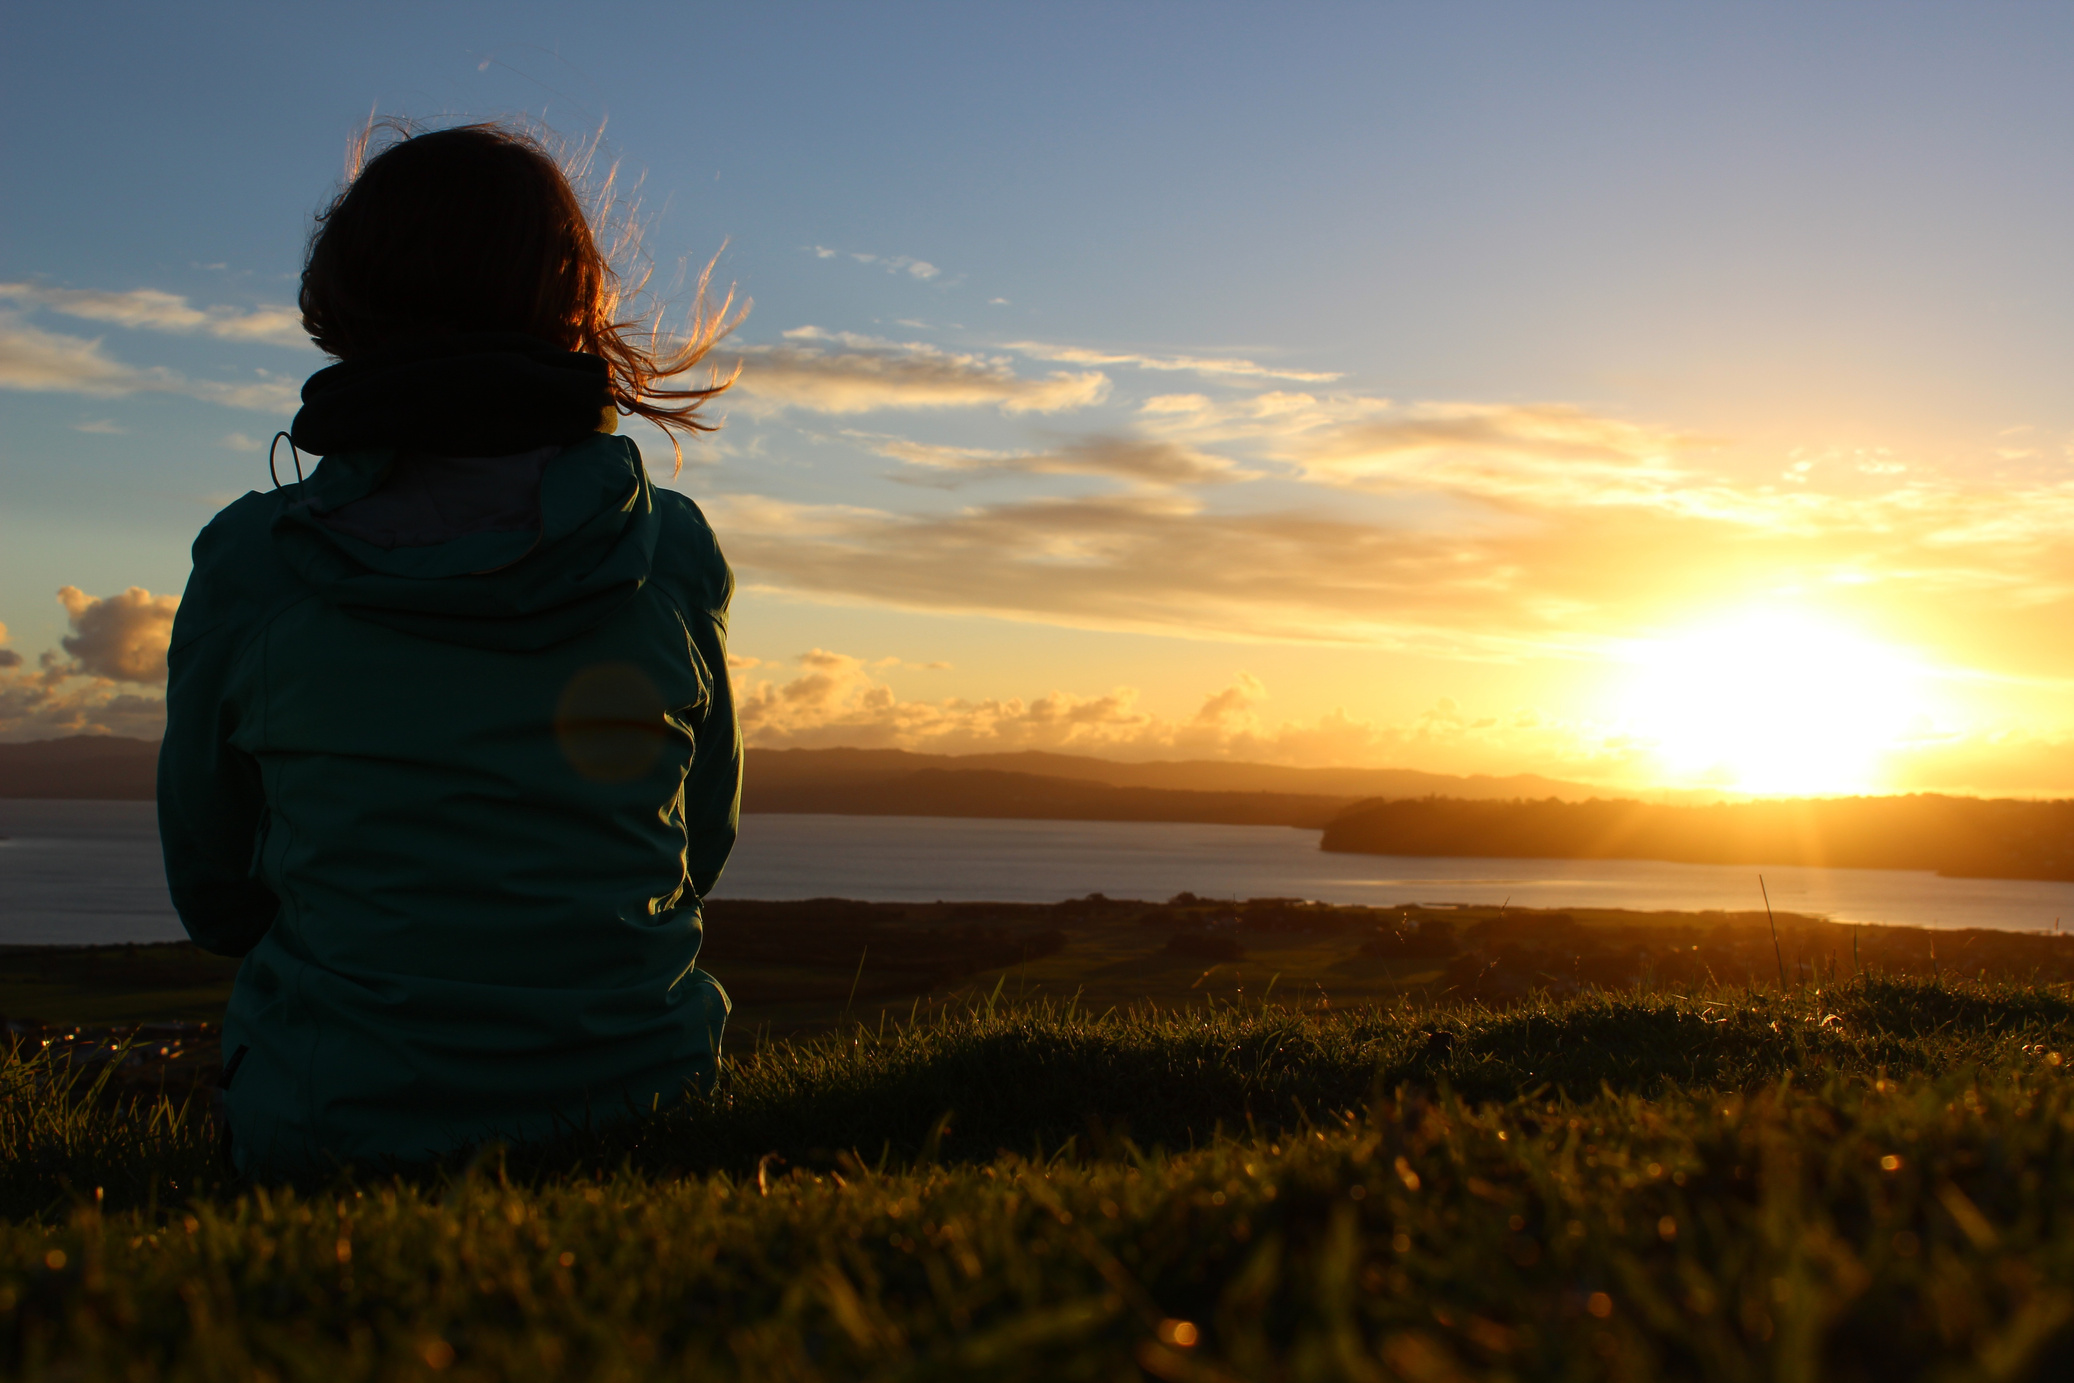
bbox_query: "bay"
[712,814,2074,933]
[5,800,2072,947]
[0,799,181,946]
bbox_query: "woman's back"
[161,417,739,1175]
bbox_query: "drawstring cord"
[267,431,305,489]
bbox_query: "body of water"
[0,799,183,946]
[6,800,2073,946]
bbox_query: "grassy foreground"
[6,978,2074,1380]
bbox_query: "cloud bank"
[738,651,1382,762]
[731,649,1670,781]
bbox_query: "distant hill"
[742,747,1607,803]
[0,739,1609,820]
[0,737,157,800]
[745,765,1358,827]
[1322,794,2074,882]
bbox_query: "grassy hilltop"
[7,903,2074,1379]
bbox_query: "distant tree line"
[1320,795,2074,880]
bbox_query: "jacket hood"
[272,433,660,652]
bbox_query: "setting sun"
[1620,609,1933,797]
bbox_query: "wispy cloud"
[1132,388,1395,445]
[850,431,1243,487]
[0,281,308,348]
[724,328,1108,415]
[808,246,942,281]
[700,488,1610,654]
[1009,340,1343,384]
[0,312,301,412]
[1297,402,1712,509]
[1125,390,1789,521]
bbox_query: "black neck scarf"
[290,333,611,457]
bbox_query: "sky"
[6,2,2074,796]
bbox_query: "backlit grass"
[5,978,2074,1379]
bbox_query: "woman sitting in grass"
[157,123,743,1179]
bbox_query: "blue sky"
[8,3,2074,792]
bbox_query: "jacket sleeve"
[682,611,741,900]
[157,504,280,957]
[658,493,742,900]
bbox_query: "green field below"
[10,893,2072,1037]
[7,902,2074,1378]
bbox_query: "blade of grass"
[1761,876,1787,990]
[844,946,869,1023]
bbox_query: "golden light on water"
[1620,608,1933,797]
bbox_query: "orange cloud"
[737,650,1280,757]
[0,584,179,740]
[0,666,164,743]
[0,670,166,741]
[56,586,180,684]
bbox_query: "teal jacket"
[158,431,739,1176]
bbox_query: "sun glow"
[1621,608,1930,796]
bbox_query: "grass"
[6,973,2074,1379]
[0,943,241,1027]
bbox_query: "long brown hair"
[299,121,743,468]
